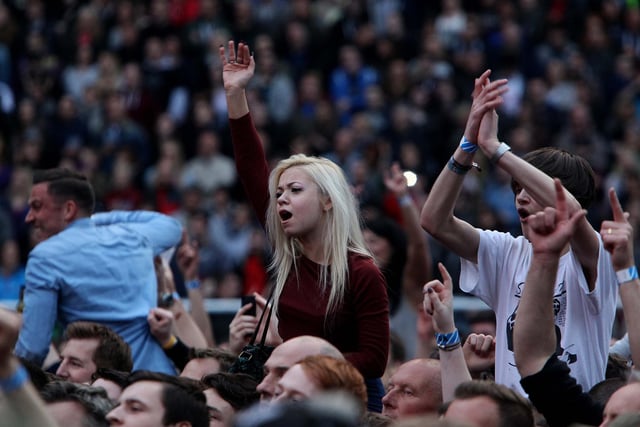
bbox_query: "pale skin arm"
[176,232,215,347]
[478,109,599,290]
[384,162,432,307]
[423,263,471,402]
[600,188,639,364]
[155,257,207,348]
[0,308,60,427]
[420,70,508,263]
[513,179,586,377]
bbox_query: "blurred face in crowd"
[513,181,544,240]
[56,338,99,383]
[26,183,69,242]
[107,381,166,427]
[600,383,640,427]
[382,359,442,420]
[180,358,221,381]
[273,363,318,403]
[203,388,234,427]
[444,396,501,427]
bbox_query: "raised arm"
[91,210,182,255]
[513,179,585,377]
[424,263,471,401]
[384,163,432,307]
[420,70,508,262]
[1,308,60,427]
[477,110,599,289]
[220,41,271,226]
[176,232,215,347]
[600,188,639,364]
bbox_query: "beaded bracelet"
[0,364,29,393]
[447,157,473,175]
[459,136,478,153]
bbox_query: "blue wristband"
[459,136,478,153]
[0,364,29,393]
[186,279,201,290]
[435,329,460,349]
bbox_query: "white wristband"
[490,142,511,164]
[616,266,638,285]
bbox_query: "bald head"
[256,336,343,400]
[382,358,442,420]
[602,382,640,426]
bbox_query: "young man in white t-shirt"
[420,70,618,395]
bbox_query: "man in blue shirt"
[15,168,181,374]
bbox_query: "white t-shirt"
[460,229,618,396]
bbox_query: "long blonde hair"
[265,154,372,318]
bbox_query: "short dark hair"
[514,147,596,209]
[63,322,133,373]
[91,368,130,389]
[41,380,114,427]
[126,371,209,427]
[200,372,260,410]
[188,347,237,373]
[453,380,534,427]
[33,168,95,214]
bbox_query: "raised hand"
[463,70,508,146]
[177,230,199,281]
[463,333,496,374]
[423,263,455,334]
[228,302,259,354]
[524,179,586,257]
[219,40,255,92]
[600,188,634,270]
[383,162,409,198]
[147,307,174,345]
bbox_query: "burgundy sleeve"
[229,113,271,228]
[343,258,390,378]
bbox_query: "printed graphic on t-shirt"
[505,279,577,365]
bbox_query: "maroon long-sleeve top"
[230,113,389,378]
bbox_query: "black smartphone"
[241,295,257,316]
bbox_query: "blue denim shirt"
[15,211,182,374]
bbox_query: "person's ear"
[323,197,332,212]
[63,200,79,222]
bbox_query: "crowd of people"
[2,0,640,426]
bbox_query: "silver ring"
[229,59,236,64]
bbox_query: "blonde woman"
[220,40,389,412]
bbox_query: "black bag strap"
[249,288,275,347]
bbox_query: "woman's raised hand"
[219,40,255,93]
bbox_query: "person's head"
[512,148,595,238]
[266,154,372,316]
[257,335,344,401]
[41,380,114,427]
[56,321,132,384]
[382,358,442,420]
[362,216,407,270]
[274,355,367,412]
[600,382,640,427]
[443,380,534,427]
[180,347,237,381]
[106,370,209,427]
[26,168,95,242]
[200,372,260,427]
[91,368,130,402]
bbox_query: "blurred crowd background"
[1,0,640,300]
